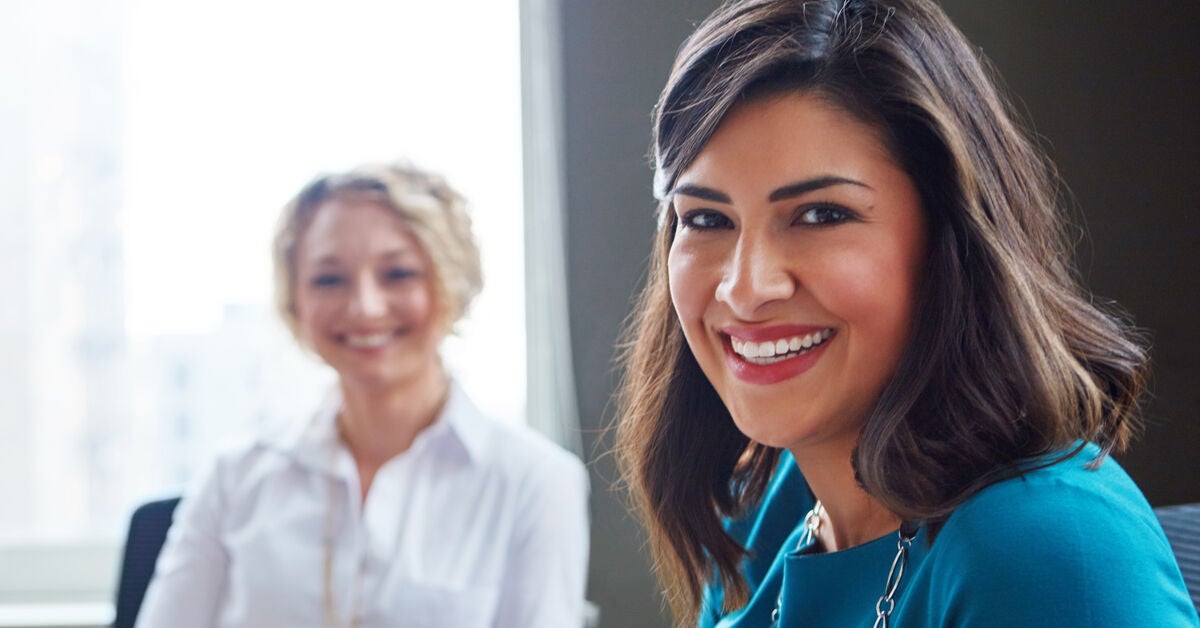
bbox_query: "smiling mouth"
[342,331,400,349]
[729,328,834,365]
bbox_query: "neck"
[790,436,901,552]
[337,363,449,471]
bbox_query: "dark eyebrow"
[670,184,731,204]
[768,176,870,202]
[671,176,870,204]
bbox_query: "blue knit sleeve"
[925,453,1199,627]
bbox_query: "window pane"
[0,0,524,590]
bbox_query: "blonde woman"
[138,162,590,628]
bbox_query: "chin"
[337,366,402,389]
[729,404,850,454]
[728,412,802,449]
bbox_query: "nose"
[714,232,796,318]
[348,274,388,319]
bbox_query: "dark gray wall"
[937,0,1200,506]
[557,2,1199,626]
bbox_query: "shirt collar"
[438,378,491,463]
[260,378,489,475]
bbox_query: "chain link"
[872,523,918,628]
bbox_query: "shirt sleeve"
[135,457,230,628]
[929,480,1200,627]
[491,451,591,628]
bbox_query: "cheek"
[400,281,440,332]
[667,245,708,327]
[824,240,924,366]
[410,287,435,318]
[822,244,918,330]
[293,290,331,330]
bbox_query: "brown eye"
[797,204,855,226]
[681,209,733,230]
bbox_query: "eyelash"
[678,203,858,231]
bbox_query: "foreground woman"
[139,162,589,628]
[617,1,1198,625]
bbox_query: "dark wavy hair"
[614,0,1149,623]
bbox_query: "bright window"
[0,0,524,607]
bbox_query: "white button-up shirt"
[136,381,590,628]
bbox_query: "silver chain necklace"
[770,500,919,627]
[873,521,918,628]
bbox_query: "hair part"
[616,0,1148,624]
[272,161,483,341]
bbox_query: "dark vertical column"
[558,1,720,625]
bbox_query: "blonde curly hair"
[273,161,483,338]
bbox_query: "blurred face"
[292,198,442,391]
[667,92,927,456]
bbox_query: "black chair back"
[1155,502,1200,613]
[113,497,181,628]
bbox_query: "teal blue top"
[699,443,1200,627]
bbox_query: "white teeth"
[345,332,392,348]
[731,329,834,363]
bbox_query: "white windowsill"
[0,603,112,628]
